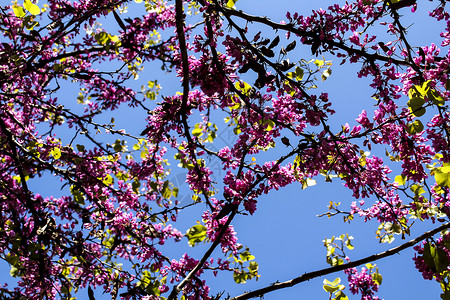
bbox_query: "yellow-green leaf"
[435,166,450,188]
[372,272,383,285]
[186,224,207,247]
[233,271,248,284]
[294,66,304,81]
[239,251,255,262]
[226,0,237,9]
[264,119,275,131]
[322,68,332,81]
[13,5,26,18]
[103,174,113,186]
[235,81,252,96]
[192,127,203,137]
[394,174,406,186]
[10,266,19,277]
[410,106,426,117]
[406,120,424,135]
[24,0,40,15]
[314,59,324,67]
[50,147,61,160]
[428,88,445,106]
[323,285,339,292]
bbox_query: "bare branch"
[230,222,450,300]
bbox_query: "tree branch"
[229,222,450,300]
[168,210,238,300]
[219,6,414,68]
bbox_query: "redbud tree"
[1,0,450,299]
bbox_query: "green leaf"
[147,282,161,296]
[323,278,340,287]
[410,106,426,117]
[102,174,113,186]
[435,166,450,188]
[60,286,71,294]
[248,261,259,273]
[323,285,339,293]
[423,243,437,272]
[13,5,26,18]
[162,180,172,199]
[407,86,426,116]
[329,277,341,286]
[192,127,203,137]
[408,93,425,108]
[239,251,255,262]
[70,186,85,205]
[314,59,324,66]
[394,174,406,186]
[113,141,121,152]
[132,179,141,194]
[10,266,19,277]
[263,119,275,131]
[322,68,332,81]
[233,271,248,284]
[372,272,383,285]
[186,224,207,247]
[414,80,431,96]
[23,0,40,15]
[50,147,61,160]
[410,183,426,196]
[226,0,237,9]
[235,81,252,96]
[406,120,424,135]
[345,238,354,250]
[428,88,445,106]
[435,247,449,273]
[287,66,304,81]
[334,290,349,300]
[172,187,179,198]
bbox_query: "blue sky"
[1,0,447,299]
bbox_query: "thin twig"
[229,222,450,300]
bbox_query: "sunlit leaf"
[226,0,237,9]
[13,5,26,18]
[24,0,40,15]
[233,271,248,284]
[394,174,406,186]
[10,266,19,277]
[323,285,339,292]
[239,251,255,262]
[322,68,332,81]
[102,174,113,186]
[372,272,383,285]
[50,147,61,160]
[406,120,424,135]
[186,224,207,247]
[314,59,324,67]
[435,166,450,188]
[428,88,445,106]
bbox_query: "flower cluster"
[344,267,381,300]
